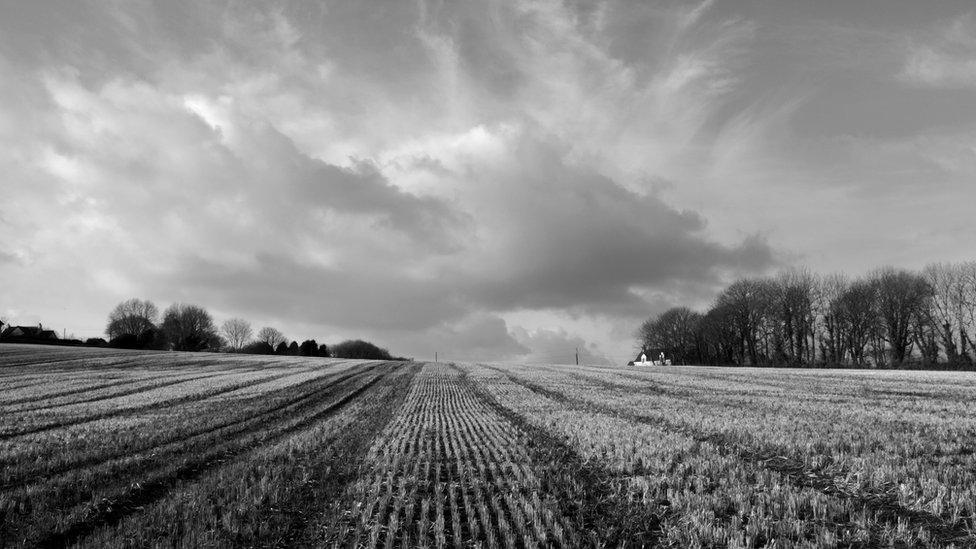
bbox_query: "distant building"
[0,325,59,340]
[631,347,669,366]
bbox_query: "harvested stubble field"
[1,345,974,548]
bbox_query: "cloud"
[0,0,775,357]
[900,14,976,88]
[901,48,976,88]
[3,0,971,362]
[156,122,775,333]
[386,313,530,362]
[509,326,611,366]
[169,253,466,332]
[430,128,776,317]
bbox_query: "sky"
[1,0,975,365]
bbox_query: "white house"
[632,348,669,366]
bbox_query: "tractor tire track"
[461,365,666,547]
[27,365,392,548]
[243,363,422,548]
[3,372,223,411]
[0,367,371,490]
[491,366,975,548]
[0,368,327,440]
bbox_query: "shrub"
[299,340,318,356]
[242,341,275,355]
[330,340,394,360]
[161,303,219,352]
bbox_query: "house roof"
[1,326,57,339]
[4,326,40,337]
[634,347,668,361]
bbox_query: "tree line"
[97,298,408,361]
[638,262,976,369]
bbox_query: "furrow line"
[491,366,974,547]
[30,366,387,548]
[5,373,223,411]
[0,371,301,488]
[0,366,349,440]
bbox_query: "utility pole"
[575,347,579,366]
[435,352,438,363]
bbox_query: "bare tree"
[913,306,941,366]
[638,307,703,364]
[923,263,968,364]
[636,262,976,369]
[872,268,933,365]
[814,273,848,365]
[221,318,253,352]
[106,298,159,340]
[256,326,287,349]
[700,304,737,365]
[832,278,881,366]
[773,268,816,365]
[955,261,976,361]
[716,278,776,365]
[161,303,219,352]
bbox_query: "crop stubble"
[1,345,974,548]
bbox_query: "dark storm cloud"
[448,133,776,317]
[231,123,466,251]
[304,162,462,248]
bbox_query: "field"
[1,345,975,548]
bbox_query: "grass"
[1,344,974,548]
